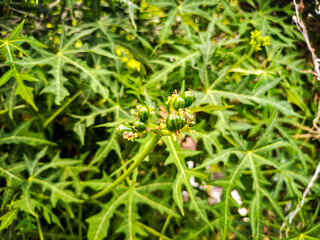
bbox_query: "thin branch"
[280,159,320,238]
[288,162,320,222]
[292,0,320,80]
[281,101,320,237]
[8,6,38,19]
[280,2,320,237]
[49,0,61,8]
[313,101,320,132]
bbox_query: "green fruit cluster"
[117,90,196,141]
[116,105,155,141]
[165,90,195,135]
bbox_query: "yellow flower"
[136,62,141,72]
[123,48,130,55]
[126,34,135,41]
[74,40,83,48]
[110,25,117,33]
[57,27,62,34]
[54,35,60,45]
[46,23,53,29]
[72,19,77,26]
[126,59,137,69]
[116,47,122,56]
[126,59,142,72]
[116,45,142,71]
[121,57,128,63]
[262,36,270,46]
[250,30,270,51]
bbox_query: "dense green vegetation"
[1,0,320,239]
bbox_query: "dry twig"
[280,1,320,238]
[292,0,320,80]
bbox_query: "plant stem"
[161,203,176,237]
[138,222,172,240]
[0,105,25,115]
[43,90,82,128]
[92,133,162,199]
[36,216,44,240]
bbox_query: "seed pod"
[133,120,147,131]
[165,113,185,132]
[138,106,150,122]
[183,91,195,107]
[173,97,185,111]
[116,123,133,136]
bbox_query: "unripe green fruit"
[116,123,133,135]
[165,113,186,132]
[183,91,195,107]
[133,121,147,131]
[138,106,150,122]
[173,97,185,110]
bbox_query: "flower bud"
[133,121,147,131]
[116,123,133,135]
[123,131,138,142]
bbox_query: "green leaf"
[0,209,18,231]
[207,90,300,117]
[8,20,25,40]
[0,121,56,146]
[176,219,219,240]
[248,154,262,240]
[13,187,38,217]
[41,53,70,105]
[159,9,176,41]
[90,130,121,166]
[0,162,23,185]
[146,0,177,8]
[0,68,14,86]
[73,121,86,146]
[14,29,108,105]
[190,104,233,113]
[86,191,129,240]
[134,191,179,218]
[33,153,82,177]
[222,154,250,240]
[197,148,234,169]
[122,0,139,30]
[145,51,200,88]
[0,20,45,110]
[32,178,83,207]
[163,136,212,229]
[4,81,17,119]
[116,175,148,240]
[14,73,38,110]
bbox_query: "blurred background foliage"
[0,0,320,239]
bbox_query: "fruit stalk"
[92,133,162,199]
